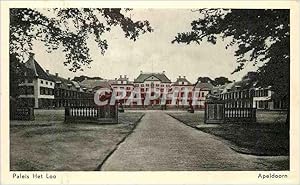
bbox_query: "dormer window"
[41,80,43,84]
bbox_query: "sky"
[32,9,258,84]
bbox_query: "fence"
[204,102,256,124]
[224,108,256,123]
[65,106,118,124]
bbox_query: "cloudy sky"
[32,9,258,83]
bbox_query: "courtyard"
[10,109,289,171]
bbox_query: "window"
[141,84,144,87]
[46,81,48,85]
[146,84,149,87]
[41,80,43,84]
[202,92,205,97]
[156,84,159,87]
[50,82,52,86]
[126,87,131,90]
[27,86,34,95]
[161,84,164,87]
[40,87,45,95]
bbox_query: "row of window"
[40,87,54,95]
[18,86,34,95]
[136,84,170,88]
[54,89,93,98]
[221,90,252,100]
[113,87,132,90]
[254,89,269,97]
[40,80,53,86]
[20,78,33,84]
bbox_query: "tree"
[10,8,152,99]
[72,75,103,82]
[214,77,232,86]
[173,9,290,124]
[10,8,153,72]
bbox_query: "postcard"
[1,1,299,184]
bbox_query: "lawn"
[10,110,144,171]
[168,110,289,156]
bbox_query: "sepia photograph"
[8,7,290,171]
[1,1,299,184]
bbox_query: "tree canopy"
[10,8,153,72]
[197,76,231,86]
[173,9,289,99]
[214,77,232,86]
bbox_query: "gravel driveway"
[101,111,289,171]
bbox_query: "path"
[101,111,289,171]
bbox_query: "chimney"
[29,52,35,59]
[55,73,58,77]
[183,76,186,79]
[140,70,143,74]
[46,70,49,74]
[124,75,127,78]
[115,78,117,80]
[68,77,70,81]
[120,75,122,78]
[179,75,181,78]
[162,71,165,74]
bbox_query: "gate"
[10,107,35,121]
[204,100,224,124]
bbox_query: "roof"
[134,73,171,83]
[213,78,256,94]
[108,79,117,85]
[117,76,129,81]
[195,81,214,91]
[24,55,53,81]
[110,76,134,85]
[79,79,112,90]
[18,62,36,79]
[230,79,254,91]
[49,74,79,91]
[173,77,192,86]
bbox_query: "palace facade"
[15,53,287,110]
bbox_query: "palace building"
[133,71,172,106]
[17,53,55,108]
[212,72,288,110]
[14,55,216,109]
[15,54,287,110]
[16,53,95,108]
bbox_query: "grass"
[168,110,289,156]
[10,110,144,171]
